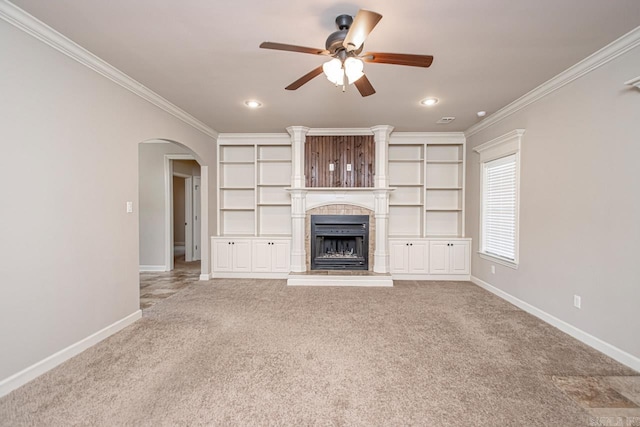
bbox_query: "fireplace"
[310,215,369,270]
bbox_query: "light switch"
[126,201,133,213]
[347,164,352,171]
[329,163,334,171]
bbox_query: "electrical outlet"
[126,201,133,213]
[491,265,495,274]
[329,163,334,171]
[573,295,581,309]
[347,163,352,171]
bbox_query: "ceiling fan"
[259,9,434,97]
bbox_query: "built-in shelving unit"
[217,136,292,237]
[388,134,466,238]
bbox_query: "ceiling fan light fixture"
[344,57,364,84]
[322,58,344,85]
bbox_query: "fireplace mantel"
[284,125,395,276]
[285,187,395,212]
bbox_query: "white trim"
[199,273,212,281]
[174,241,185,246]
[478,252,518,269]
[625,76,640,89]
[390,132,466,144]
[475,130,523,266]
[218,133,290,140]
[212,272,290,279]
[470,276,640,372]
[0,310,142,397]
[473,129,525,160]
[391,274,471,281]
[0,0,218,140]
[307,128,374,136]
[287,274,393,287]
[465,26,640,137]
[164,155,195,271]
[139,265,167,272]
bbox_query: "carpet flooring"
[1,279,637,426]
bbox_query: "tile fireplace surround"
[285,126,395,286]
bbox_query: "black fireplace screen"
[310,215,369,270]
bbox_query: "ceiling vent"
[437,117,455,124]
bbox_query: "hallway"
[139,246,200,309]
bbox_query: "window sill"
[478,252,519,270]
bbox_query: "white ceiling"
[11,0,640,133]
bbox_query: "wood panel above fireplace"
[305,135,375,188]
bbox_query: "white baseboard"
[0,310,142,398]
[470,276,640,372]
[392,274,471,281]
[211,272,290,279]
[199,273,211,281]
[139,265,166,272]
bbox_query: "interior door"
[184,177,193,262]
[192,176,201,261]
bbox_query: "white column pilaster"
[373,189,391,273]
[289,189,307,272]
[371,125,394,188]
[370,125,394,273]
[286,126,310,272]
[286,126,310,188]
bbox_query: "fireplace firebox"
[310,215,369,270]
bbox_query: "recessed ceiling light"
[420,97,439,106]
[477,111,487,117]
[244,100,262,108]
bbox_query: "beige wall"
[0,20,216,383]
[465,45,640,359]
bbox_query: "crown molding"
[465,26,640,138]
[390,132,466,144]
[218,133,290,140]
[307,128,374,136]
[0,0,218,140]
[625,76,640,89]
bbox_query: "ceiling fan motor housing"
[325,14,362,55]
[325,29,348,53]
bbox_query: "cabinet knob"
[228,242,231,245]
[410,243,413,246]
[232,242,235,245]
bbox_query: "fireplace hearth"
[310,215,369,270]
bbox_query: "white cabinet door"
[232,240,252,272]
[271,240,290,273]
[252,240,271,273]
[213,240,233,272]
[408,241,429,274]
[450,241,470,275]
[389,241,409,273]
[429,241,450,274]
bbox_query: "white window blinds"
[482,154,516,261]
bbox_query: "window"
[473,130,524,268]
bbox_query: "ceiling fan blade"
[362,52,434,68]
[285,66,325,90]
[343,10,383,52]
[260,42,329,56]
[354,74,376,97]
